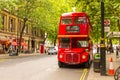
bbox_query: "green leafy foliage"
[0,0,120,45]
[75,0,120,44]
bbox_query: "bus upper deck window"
[61,18,72,24]
[74,17,86,24]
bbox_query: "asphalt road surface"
[0,54,89,80]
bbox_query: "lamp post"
[100,0,106,75]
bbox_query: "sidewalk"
[87,53,120,80]
[0,52,45,59]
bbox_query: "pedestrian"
[97,46,100,53]
[116,46,119,58]
[106,45,109,54]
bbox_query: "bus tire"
[85,61,90,68]
[58,61,64,68]
[85,56,90,68]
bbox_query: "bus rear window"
[61,18,72,24]
[74,17,86,24]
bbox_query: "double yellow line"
[80,69,88,80]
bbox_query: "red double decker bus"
[58,12,93,68]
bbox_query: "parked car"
[47,47,58,55]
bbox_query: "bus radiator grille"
[66,53,72,63]
[66,53,79,64]
[73,54,79,63]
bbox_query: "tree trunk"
[18,18,27,53]
[118,19,120,31]
[53,35,57,46]
[117,19,120,45]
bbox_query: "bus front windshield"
[60,38,70,48]
[72,40,89,48]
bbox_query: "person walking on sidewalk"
[116,46,119,58]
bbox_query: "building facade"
[0,9,44,54]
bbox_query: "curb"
[0,53,46,59]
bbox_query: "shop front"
[0,36,11,54]
[12,38,28,52]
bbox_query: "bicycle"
[114,66,120,80]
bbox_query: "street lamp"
[100,0,106,75]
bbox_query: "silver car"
[47,47,58,55]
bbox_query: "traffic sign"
[104,26,110,32]
[104,19,110,26]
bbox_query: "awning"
[0,36,8,44]
[11,41,27,46]
[12,42,18,46]
[21,42,27,46]
[0,40,7,44]
[0,36,7,41]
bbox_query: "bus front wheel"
[58,61,64,68]
[85,56,90,68]
[85,61,90,68]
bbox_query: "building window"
[28,24,31,35]
[36,29,39,37]
[18,20,23,33]
[32,27,36,36]
[24,24,28,34]
[26,24,28,34]
[1,15,5,30]
[9,17,15,32]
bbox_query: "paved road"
[0,54,88,80]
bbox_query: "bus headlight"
[59,54,63,58]
[82,55,86,59]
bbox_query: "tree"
[1,0,120,47]
[14,0,39,52]
[74,0,120,44]
[0,0,53,51]
[46,0,74,46]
